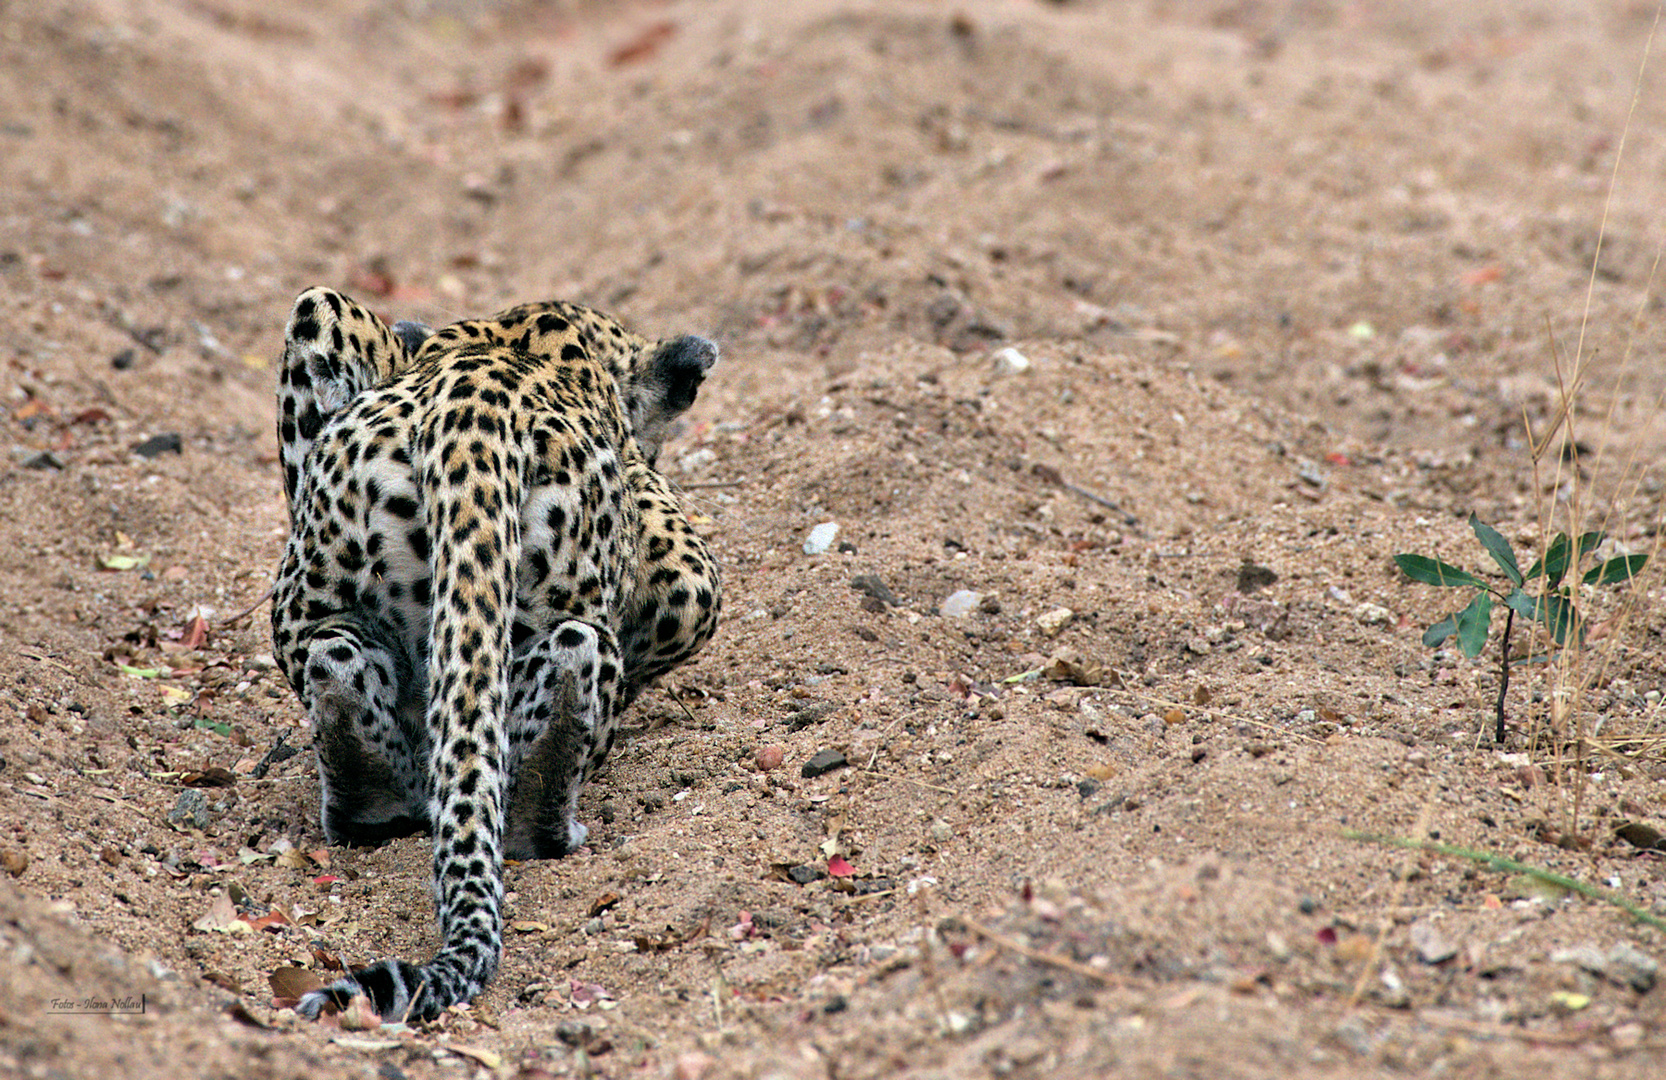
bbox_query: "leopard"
[269,286,721,1021]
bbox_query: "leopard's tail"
[295,354,524,1023]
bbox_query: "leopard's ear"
[627,335,718,465]
[652,335,718,415]
[391,320,433,357]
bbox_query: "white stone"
[992,346,1032,373]
[940,590,982,617]
[803,521,839,554]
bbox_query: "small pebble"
[801,748,847,778]
[131,433,183,458]
[678,447,716,474]
[0,847,27,878]
[849,574,898,607]
[555,1020,592,1047]
[1606,943,1659,993]
[1551,945,1609,978]
[1356,602,1390,626]
[1035,607,1074,636]
[992,346,1032,373]
[754,745,786,772]
[1408,919,1457,964]
[940,590,982,617]
[166,789,212,831]
[803,522,839,555]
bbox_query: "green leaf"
[1421,613,1458,648]
[1470,515,1522,586]
[115,663,164,679]
[194,717,233,737]
[1542,591,1577,647]
[1503,589,1541,622]
[1576,530,1606,559]
[1525,533,1571,586]
[1583,554,1648,587]
[1454,590,1494,658]
[1394,554,1486,589]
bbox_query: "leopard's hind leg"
[299,619,430,845]
[502,620,624,860]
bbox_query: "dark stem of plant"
[1494,605,1515,745]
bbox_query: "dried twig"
[220,585,275,626]
[249,731,299,780]
[957,916,1121,987]
[1030,463,1139,528]
[860,769,955,795]
[665,686,700,726]
[19,650,74,675]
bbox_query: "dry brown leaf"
[1042,651,1109,687]
[181,766,236,788]
[444,1044,502,1069]
[268,965,323,1001]
[180,613,209,650]
[192,893,240,932]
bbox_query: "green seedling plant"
[1395,513,1648,744]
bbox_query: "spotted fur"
[271,287,720,1020]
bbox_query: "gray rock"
[132,433,183,458]
[1409,919,1457,964]
[849,574,898,607]
[1552,945,1613,979]
[1606,943,1658,993]
[801,749,847,778]
[166,789,211,831]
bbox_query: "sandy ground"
[3,1,1666,1077]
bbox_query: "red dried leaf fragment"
[246,909,292,933]
[180,613,210,650]
[609,21,676,66]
